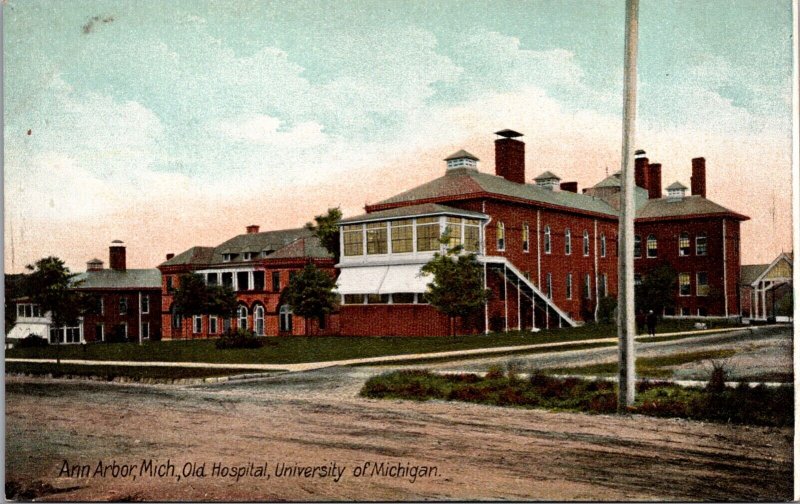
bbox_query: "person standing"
[646,310,657,337]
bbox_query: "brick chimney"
[494,129,525,184]
[109,240,126,271]
[647,163,662,199]
[634,150,649,190]
[559,181,578,193]
[691,157,706,198]
[166,253,175,260]
[246,225,260,234]
[86,258,104,271]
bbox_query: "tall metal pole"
[618,0,639,410]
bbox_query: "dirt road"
[6,359,792,501]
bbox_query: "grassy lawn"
[360,369,792,427]
[544,349,737,379]
[5,362,271,381]
[6,318,743,365]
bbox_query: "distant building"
[740,252,793,320]
[158,226,337,339]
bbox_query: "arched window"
[564,228,571,255]
[544,225,551,254]
[647,234,658,258]
[679,232,690,256]
[496,222,505,251]
[634,235,642,258]
[237,305,248,330]
[279,305,293,333]
[254,305,265,336]
[600,233,607,257]
[582,230,590,256]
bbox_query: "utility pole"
[618,0,639,410]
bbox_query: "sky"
[3,0,794,273]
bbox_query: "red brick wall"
[340,304,479,337]
[81,289,162,342]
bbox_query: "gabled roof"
[341,203,488,225]
[636,195,749,221]
[161,246,215,267]
[740,264,769,285]
[444,150,479,161]
[750,251,794,285]
[72,269,161,290]
[593,172,622,188]
[373,170,617,217]
[211,228,312,264]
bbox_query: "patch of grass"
[544,349,736,378]
[5,362,271,381]
[361,369,792,427]
[6,318,742,365]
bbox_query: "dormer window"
[243,252,254,261]
[666,181,687,200]
[222,253,234,262]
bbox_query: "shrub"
[706,360,728,394]
[16,334,49,348]
[215,328,266,349]
[485,365,505,380]
[597,296,618,324]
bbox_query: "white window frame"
[546,273,552,299]
[679,272,691,297]
[193,315,202,334]
[238,305,249,330]
[209,316,219,334]
[544,226,551,254]
[142,322,150,340]
[696,272,709,297]
[695,233,708,256]
[254,305,265,336]
[600,234,606,258]
[564,228,572,255]
[583,230,590,257]
[522,223,530,253]
[496,222,505,251]
[566,273,573,300]
[647,234,657,258]
[584,274,592,299]
[141,295,150,314]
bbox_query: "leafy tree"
[22,257,86,361]
[305,207,342,260]
[279,264,338,336]
[775,290,793,317]
[421,240,491,336]
[634,263,677,316]
[172,273,238,339]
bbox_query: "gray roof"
[636,195,748,220]
[341,203,488,224]
[593,172,622,188]
[161,246,215,267]
[374,170,617,217]
[444,149,479,161]
[268,235,332,260]
[211,228,313,264]
[72,269,161,290]
[740,264,769,285]
[534,170,561,180]
[666,181,687,190]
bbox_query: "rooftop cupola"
[534,170,561,191]
[666,181,687,201]
[86,258,104,271]
[445,150,479,173]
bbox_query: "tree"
[172,273,237,339]
[634,263,677,316]
[305,207,342,260]
[279,264,338,336]
[22,257,86,362]
[420,241,491,336]
[5,273,25,335]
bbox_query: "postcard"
[4,0,796,501]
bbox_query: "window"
[564,228,571,255]
[209,316,218,334]
[119,297,128,315]
[600,234,607,257]
[679,232,690,256]
[142,323,150,340]
[583,230,590,256]
[696,272,709,297]
[343,224,364,256]
[391,219,413,253]
[222,253,234,263]
[141,295,150,314]
[193,316,202,334]
[546,273,552,299]
[367,294,390,304]
[696,233,707,256]
[272,271,281,292]
[166,276,174,292]
[544,226,552,254]
[445,217,463,249]
[171,305,182,329]
[566,273,573,300]
[222,272,233,288]
[253,271,265,291]
[679,272,691,296]
[237,305,248,330]
[243,252,254,261]
[95,323,104,342]
[647,234,657,258]
[207,272,219,285]
[237,272,250,291]
[522,223,530,252]
[416,217,440,252]
[343,294,365,304]
[17,303,42,318]
[584,274,592,299]
[366,222,388,255]
[599,274,607,298]
[634,235,642,258]
[223,317,232,333]
[254,305,265,336]
[279,305,293,332]
[464,219,480,252]
[392,293,415,304]
[496,222,505,251]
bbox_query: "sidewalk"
[6,325,768,374]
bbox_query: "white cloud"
[214,115,326,147]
